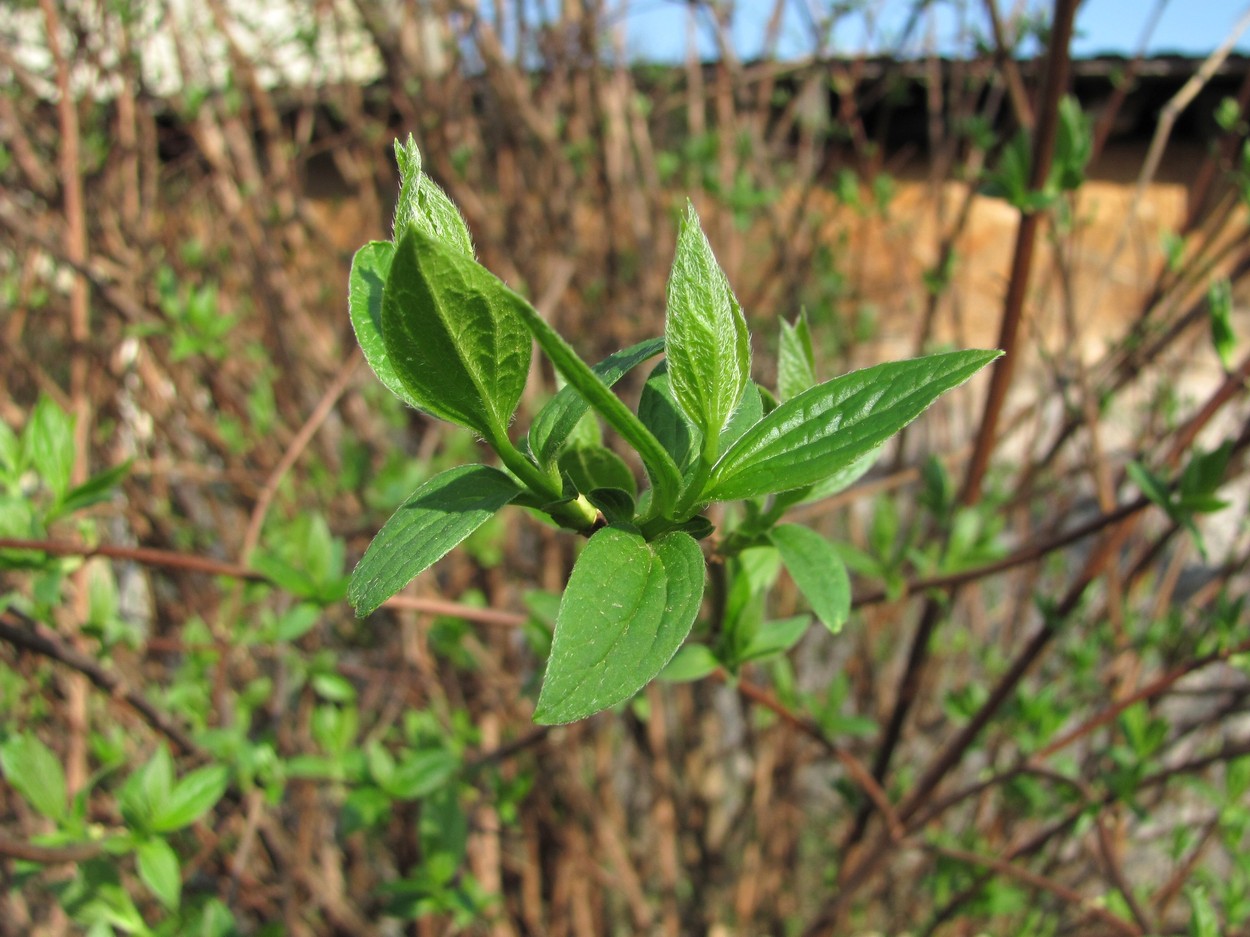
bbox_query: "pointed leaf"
[350,465,521,615]
[718,380,763,456]
[25,396,75,501]
[707,350,1001,502]
[534,528,704,724]
[382,229,532,436]
[1208,277,1235,370]
[770,524,851,634]
[638,360,699,469]
[665,202,751,448]
[136,837,182,911]
[778,310,817,401]
[530,337,665,467]
[558,446,636,499]
[349,240,428,409]
[152,763,228,832]
[0,734,67,822]
[392,134,474,257]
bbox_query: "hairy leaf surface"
[665,203,751,448]
[391,135,474,256]
[382,229,532,436]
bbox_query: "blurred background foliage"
[2,0,1250,934]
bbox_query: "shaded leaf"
[348,240,427,409]
[770,524,851,634]
[777,310,816,401]
[136,837,181,911]
[530,337,664,467]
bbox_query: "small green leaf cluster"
[349,137,1001,724]
[982,95,1091,211]
[1127,441,1234,560]
[0,396,130,544]
[0,735,227,927]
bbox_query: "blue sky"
[619,0,1250,62]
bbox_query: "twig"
[0,608,201,757]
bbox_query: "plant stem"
[487,425,597,532]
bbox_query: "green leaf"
[25,395,75,502]
[718,380,763,456]
[382,229,532,437]
[350,465,521,616]
[769,524,851,634]
[1209,277,1235,370]
[1187,886,1219,937]
[777,310,816,401]
[0,734,68,822]
[706,350,1001,502]
[392,135,474,257]
[384,749,459,800]
[120,747,174,832]
[348,240,427,409]
[1126,460,1171,512]
[558,446,636,500]
[638,360,699,469]
[665,202,751,450]
[534,527,704,724]
[311,672,357,703]
[136,837,181,911]
[513,291,682,514]
[529,338,664,468]
[49,459,131,522]
[740,615,810,662]
[151,764,228,832]
[658,643,720,682]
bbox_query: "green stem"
[487,424,596,532]
[514,300,682,517]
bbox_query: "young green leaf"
[638,360,700,469]
[350,465,521,615]
[558,446,637,500]
[136,837,182,911]
[1208,277,1235,370]
[718,380,764,456]
[665,202,751,451]
[120,746,174,832]
[777,310,817,401]
[659,643,721,682]
[529,337,665,467]
[382,229,532,437]
[534,527,704,724]
[706,350,1001,502]
[25,395,75,502]
[348,240,429,410]
[151,763,228,832]
[0,734,67,823]
[513,295,682,513]
[769,523,851,634]
[392,135,474,257]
